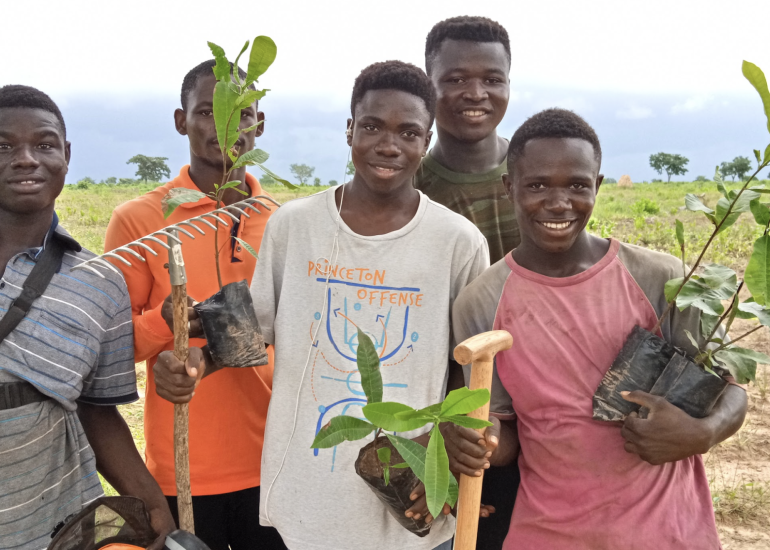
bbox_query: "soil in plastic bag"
[639,353,728,419]
[355,438,431,537]
[193,280,268,369]
[593,325,677,421]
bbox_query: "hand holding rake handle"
[452,330,513,550]
[166,229,195,533]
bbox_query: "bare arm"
[78,404,175,549]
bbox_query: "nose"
[462,79,488,102]
[11,145,40,170]
[374,132,401,157]
[544,189,571,212]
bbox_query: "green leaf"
[743,61,770,135]
[207,41,230,81]
[213,80,241,151]
[362,402,431,432]
[246,36,277,87]
[357,329,382,404]
[701,313,720,341]
[745,234,770,305]
[684,194,715,223]
[755,149,763,165]
[256,164,297,189]
[239,120,264,135]
[383,464,390,486]
[750,200,770,226]
[386,435,427,481]
[392,462,409,469]
[714,190,760,233]
[377,446,391,465]
[310,416,376,449]
[439,415,493,429]
[161,188,207,219]
[673,266,738,316]
[231,148,270,171]
[446,475,459,508]
[683,329,700,350]
[766,143,770,165]
[236,89,268,110]
[664,277,684,303]
[737,300,770,326]
[675,219,685,250]
[234,237,258,258]
[440,387,491,417]
[219,180,242,191]
[425,425,450,519]
[714,347,762,384]
[232,40,250,84]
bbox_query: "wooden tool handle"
[453,330,513,550]
[171,283,194,533]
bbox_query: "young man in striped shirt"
[0,85,174,549]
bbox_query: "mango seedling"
[311,329,492,529]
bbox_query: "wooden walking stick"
[166,229,195,533]
[452,330,513,550]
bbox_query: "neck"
[431,128,507,173]
[336,175,420,236]
[512,232,610,278]
[0,207,54,273]
[188,155,250,206]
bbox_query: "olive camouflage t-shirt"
[414,152,520,264]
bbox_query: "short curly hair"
[507,108,602,172]
[0,85,66,137]
[425,16,511,75]
[350,61,436,126]
[181,59,249,110]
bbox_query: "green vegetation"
[127,154,171,182]
[289,163,315,185]
[650,152,690,183]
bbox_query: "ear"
[174,108,188,136]
[346,118,354,147]
[256,111,266,138]
[64,141,71,166]
[502,172,513,203]
[423,131,433,156]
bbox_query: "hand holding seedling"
[154,347,216,404]
[161,294,203,339]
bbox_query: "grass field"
[58,179,770,547]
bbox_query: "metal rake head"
[72,195,280,277]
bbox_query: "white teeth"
[463,110,486,117]
[542,221,571,230]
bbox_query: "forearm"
[133,306,174,363]
[700,384,747,451]
[78,404,168,510]
[490,419,519,467]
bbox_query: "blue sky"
[3,0,770,184]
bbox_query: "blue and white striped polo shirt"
[0,219,138,549]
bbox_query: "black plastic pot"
[593,325,727,422]
[354,438,432,537]
[193,280,268,369]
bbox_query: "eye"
[38,143,54,150]
[363,124,378,132]
[528,182,546,190]
[486,78,503,84]
[570,182,588,189]
[200,110,213,117]
[401,130,418,139]
[449,77,465,84]
[0,143,11,150]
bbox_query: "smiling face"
[175,73,264,170]
[504,138,603,254]
[348,89,432,196]
[430,39,510,143]
[0,108,69,216]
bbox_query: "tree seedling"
[311,329,492,520]
[652,61,770,384]
[161,36,293,288]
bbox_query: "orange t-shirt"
[104,166,274,496]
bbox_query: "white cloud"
[671,95,712,114]
[616,105,654,120]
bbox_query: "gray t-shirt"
[251,188,489,550]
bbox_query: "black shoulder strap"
[0,238,66,343]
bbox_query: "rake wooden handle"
[167,231,194,533]
[452,330,513,550]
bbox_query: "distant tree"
[328,179,339,186]
[313,177,322,187]
[102,176,117,185]
[346,161,355,177]
[604,177,617,184]
[649,152,689,183]
[290,163,315,186]
[76,177,95,189]
[731,156,752,181]
[119,178,135,185]
[127,155,171,182]
[720,161,735,181]
[260,173,277,185]
[694,175,709,182]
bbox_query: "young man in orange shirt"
[104,61,285,550]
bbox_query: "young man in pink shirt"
[446,108,747,549]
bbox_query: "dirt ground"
[704,319,770,549]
